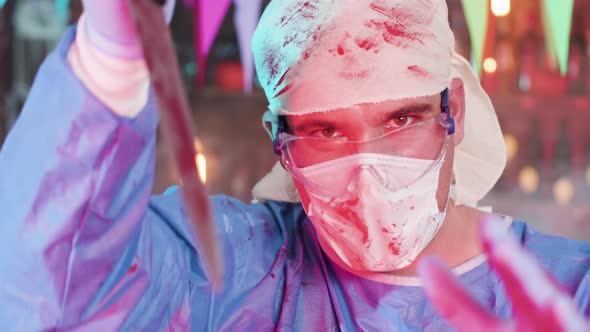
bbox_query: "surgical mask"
[300,152,447,272]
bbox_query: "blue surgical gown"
[0,28,589,331]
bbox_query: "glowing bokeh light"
[483,57,498,73]
[518,166,539,194]
[196,153,207,184]
[553,177,574,206]
[503,134,518,162]
[194,138,207,184]
[491,0,510,17]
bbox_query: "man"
[0,0,588,330]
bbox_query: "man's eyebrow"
[291,119,342,133]
[381,103,434,120]
[289,103,434,133]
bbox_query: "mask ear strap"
[262,111,287,156]
[441,88,455,135]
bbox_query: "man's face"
[284,77,466,211]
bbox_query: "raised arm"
[0,1,174,329]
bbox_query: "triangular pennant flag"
[461,0,489,76]
[191,0,232,86]
[541,0,574,75]
[198,0,232,59]
[233,0,262,94]
[541,6,556,64]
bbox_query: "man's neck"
[389,203,489,278]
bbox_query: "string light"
[194,139,207,184]
[491,0,511,17]
[553,177,574,206]
[196,153,207,184]
[503,134,518,163]
[483,57,498,73]
[518,166,539,194]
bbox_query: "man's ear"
[449,77,466,145]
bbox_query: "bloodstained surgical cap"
[251,0,507,207]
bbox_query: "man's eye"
[310,128,341,138]
[386,116,412,128]
[393,116,409,126]
[320,128,338,137]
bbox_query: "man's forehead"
[289,93,440,117]
[253,0,453,116]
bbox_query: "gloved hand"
[81,0,175,58]
[418,217,589,332]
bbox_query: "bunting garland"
[191,0,261,92]
[461,0,489,76]
[541,0,574,75]
[1,0,579,87]
[234,0,262,94]
[197,0,232,62]
[193,0,232,86]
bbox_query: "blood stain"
[407,65,429,78]
[128,263,138,273]
[389,241,400,255]
[355,38,377,51]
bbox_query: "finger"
[480,217,570,322]
[418,256,504,331]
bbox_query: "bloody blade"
[127,0,223,290]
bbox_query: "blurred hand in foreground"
[419,217,589,332]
